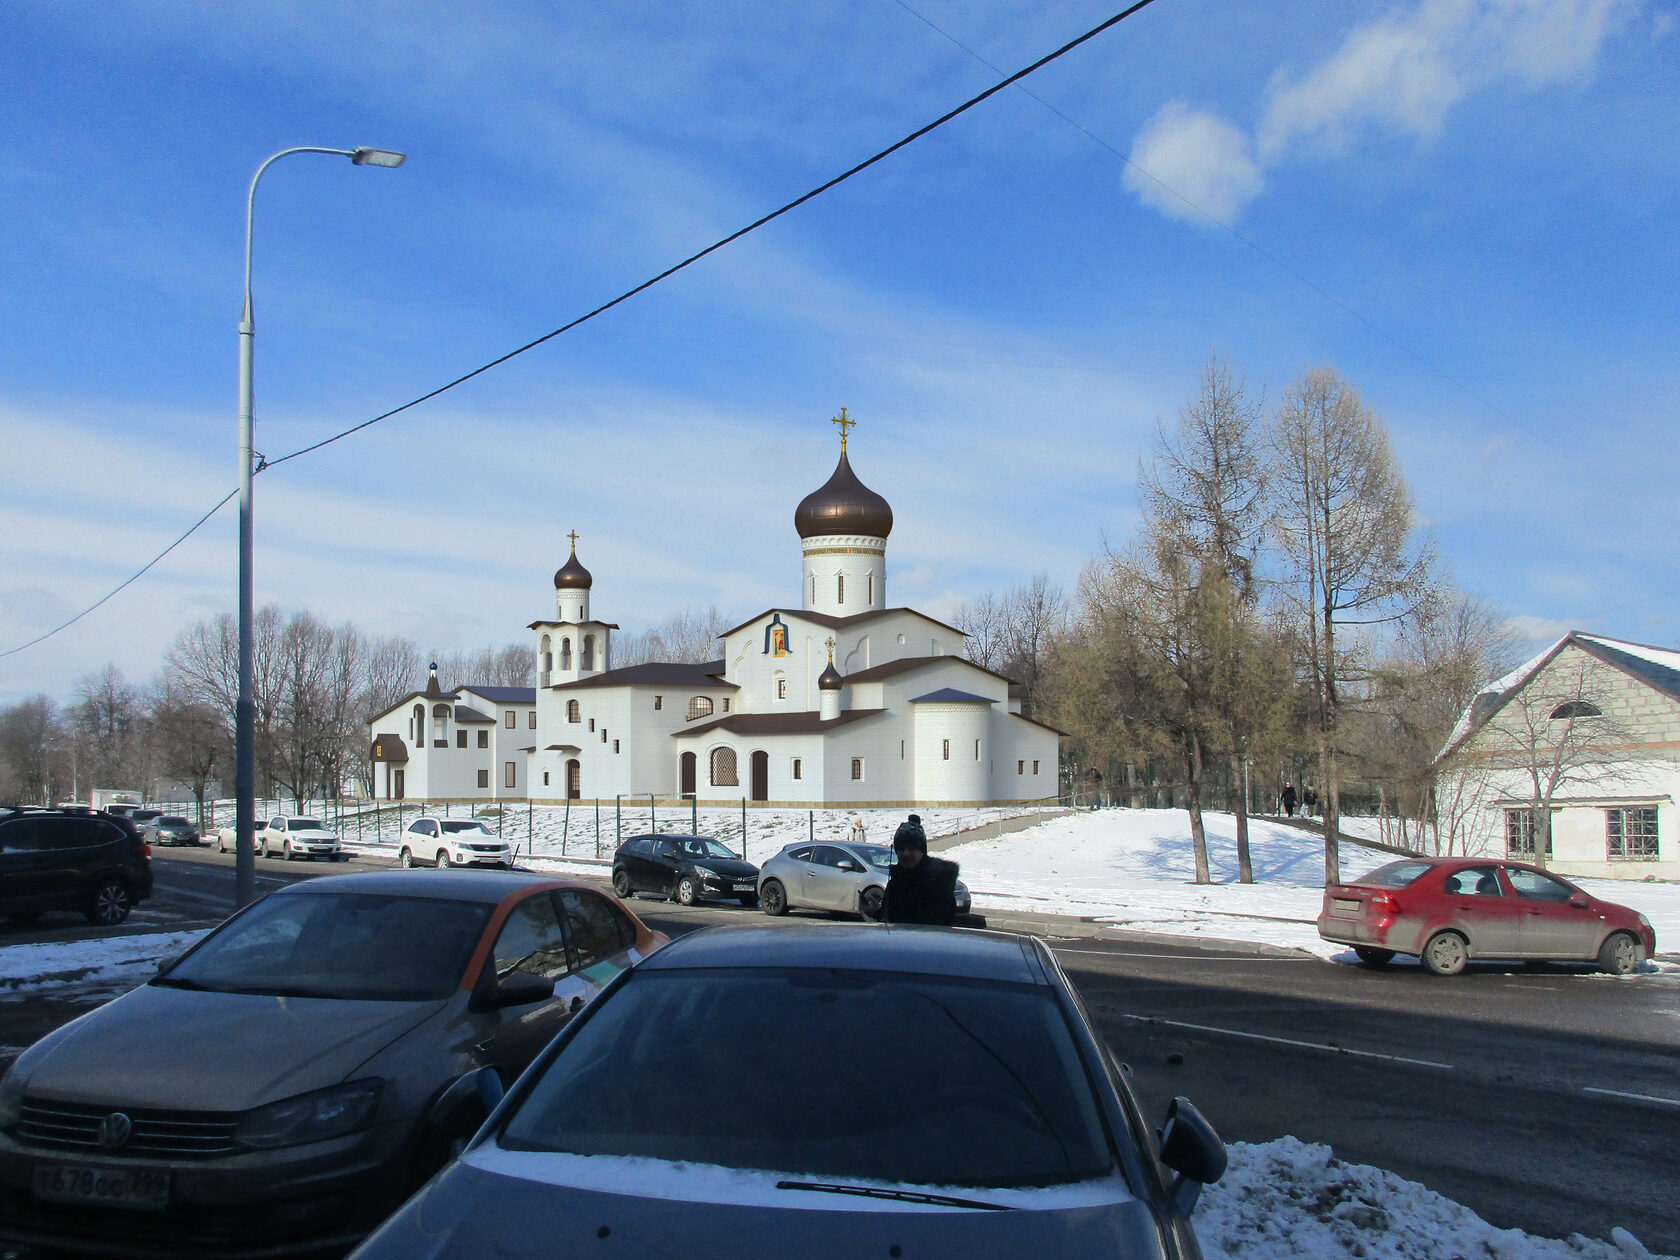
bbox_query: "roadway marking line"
[1054,947,1306,963]
[1117,1014,1455,1071]
[1583,1087,1680,1109]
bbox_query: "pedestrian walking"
[848,815,866,845]
[883,814,958,926]
[1280,783,1298,818]
[1302,785,1317,817]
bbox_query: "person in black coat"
[883,814,958,926]
[1280,783,1298,818]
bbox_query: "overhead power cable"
[2,0,1161,659]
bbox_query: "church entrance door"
[566,759,581,800]
[679,752,696,797]
[751,750,769,802]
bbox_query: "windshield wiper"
[774,1181,1012,1211]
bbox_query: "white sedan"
[263,815,345,861]
[398,817,514,869]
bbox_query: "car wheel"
[217,835,228,853]
[399,847,415,869]
[1352,946,1394,968]
[86,881,132,927]
[284,841,298,862]
[675,874,699,906]
[612,869,634,898]
[1421,931,1468,977]
[760,879,788,916]
[438,851,452,869]
[1597,932,1640,976]
[859,886,885,922]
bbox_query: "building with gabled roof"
[1434,631,1680,880]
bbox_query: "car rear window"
[1352,861,1434,889]
[160,816,191,826]
[290,818,326,831]
[501,968,1115,1189]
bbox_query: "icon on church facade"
[764,613,791,657]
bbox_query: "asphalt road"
[5,847,1678,1253]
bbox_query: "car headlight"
[234,1080,383,1150]
[693,866,717,879]
[0,1063,25,1129]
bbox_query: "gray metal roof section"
[909,687,995,704]
[642,921,1044,985]
[453,705,496,724]
[551,660,735,690]
[461,685,537,705]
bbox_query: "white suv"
[398,817,513,869]
[264,816,344,862]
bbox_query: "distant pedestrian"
[884,816,958,926]
[1281,783,1298,818]
[1302,785,1318,817]
[848,815,866,845]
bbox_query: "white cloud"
[1123,103,1263,224]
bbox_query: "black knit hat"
[893,822,927,854]
[907,813,921,826]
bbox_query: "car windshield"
[1352,860,1434,888]
[158,892,490,1001]
[290,818,326,831]
[440,821,494,835]
[159,816,191,826]
[674,837,737,860]
[500,968,1114,1189]
[854,844,896,869]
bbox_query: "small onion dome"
[818,661,844,691]
[794,449,893,540]
[553,550,593,590]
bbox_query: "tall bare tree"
[0,697,64,806]
[1270,367,1433,881]
[69,665,145,792]
[613,608,734,668]
[150,679,229,828]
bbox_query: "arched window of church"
[688,696,714,721]
[540,635,552,685]
[411,703,423,742]
[810,573,816,602]
[837,573,844,605]
[432,703,450,745]
[897,633,906,645]
[710,746,738,787]
[775,674,787,701]
[567,699,580,723]
[1550,700,1602,720]
[867,571,873,605]
[560,637,572,670]
[582,635,596,671]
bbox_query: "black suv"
[0,807,153,926]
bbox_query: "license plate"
[1332,898,1362,914]
[735,881,756,889]
[32,1162,170,1211]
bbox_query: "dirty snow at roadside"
[1197,1136,1674,1259]
[0,930,208,999]
[943,809,1680,962]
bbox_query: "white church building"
[370,424,1061,808]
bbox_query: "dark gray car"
[351,923,1227,1260]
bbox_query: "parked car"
[125,809,163,832]
[0,807,153,927]
[1318,856,1658,975]
[213,819,268,854]
[0,870,667,1258]
[398,817,513,869]
[757,840,971,920]
[353,922,1227,1260]
[144,815,201,847]
[611,834,759,906]
[262,815,344,862]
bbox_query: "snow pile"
[1196,1137,1673,1259]
[0,930,208,999]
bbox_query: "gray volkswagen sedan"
[0,870,665,1257]
[352,923,1227,1260]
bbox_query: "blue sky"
[2,0,1676,706]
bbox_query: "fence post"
[809,810,814,843]
[691,795,697,834]
[740,796,747,860]
[526,803,532,852]
[594,798,601,858]
[562,799,570,856]
[648,793,655,833]
[615,795,622,848]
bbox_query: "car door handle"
[569,996,584,1013]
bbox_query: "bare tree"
[1270,367,1433,882]
[150,680,229,828]
[955,591,1010,674]
[0,697,64,806]
[433,644,534,690]
[613,608,734,668]
[69,665,145,793]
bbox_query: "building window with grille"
[1017,760,1024,775]
[654,695,663,710]
[710,747,738,787]
[942,739,950,761]
[851,757,863,781]
[505,762,517,789]
[792,758,802,780]
[601,729,607,743]
[478,770,489,788]
[1607,806,1659,860]
[722,699,730,713]
[688,696,713,721]
[505,711,516,729]
[456,730,467,748]
[1033,761,1040,775]
[478,730,488,749]
[567,700,580,723]
[613,739,620,754]
[1505,808,1553,859]
[776,676,787,701]
[837,573,844,605]
[588,718,595,732]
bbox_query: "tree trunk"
[1186,737,1211,884]
[1233,753,1253,883]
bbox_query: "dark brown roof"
[677,708,886,738]
[453,705,496,725]
[717,607,968,641]
[545,743,584,752]
[370,733,409,763]
[371,687,459,722]
[841,654,1020,688]
[527,619,621,630]
[551,660,737,691]
[553,548,593,590]
[794,448,893,540]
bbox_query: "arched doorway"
[679,751,696,796]
[566,759,581,800]
[750,750,769,802]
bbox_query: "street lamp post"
[236,146,404,909]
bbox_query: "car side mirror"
[1568,893,1589,908]
[429,1066,505,1141]
[473,971,555,1011]
[1158,1097,1226,1215]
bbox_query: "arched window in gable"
[710,746,738,787]
[1550,700,1602,720]
[688,696,714,721]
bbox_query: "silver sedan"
[756,841,970,920]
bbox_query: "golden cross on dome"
[825,635,836,661]
[830,408,855,451]
[567,530,579,552]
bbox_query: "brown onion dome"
[553,548,593,590]
[794,449,893,540]
[818,661,844,691]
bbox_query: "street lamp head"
[350,147,406,168]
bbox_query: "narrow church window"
[543,771,550,786]
[710,747,738,786]
[837,574,844,605]
[478,770,489,789]
[529,711,537,729]
[561,638,572,670]
[614,739,620,753]
[589,719,595,732]
[900,740,905,760]
[1033,760,1041,775]
[942,739,950,761]
[851,758,863,780]
[867,572,873,604]
[975,739,981,760]
[792,758,802,780]
[654,695,663,710]
[722,699,731,713]
[601,728,608,743]
[1017,760,1025,775]
[505,711,516,728]
[506,762,517,788]
[776,677,786,700]
[478,731,488,749]
[688,696,713,720]
[567,700,580,723]
[433,704,449,746]
[582,635,596,671]
[456,730,467,748]
[811,573,817,602]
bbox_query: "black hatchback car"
[0,808,153,926]
[612,834,759,907]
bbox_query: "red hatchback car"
[1318,857,1657,976]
